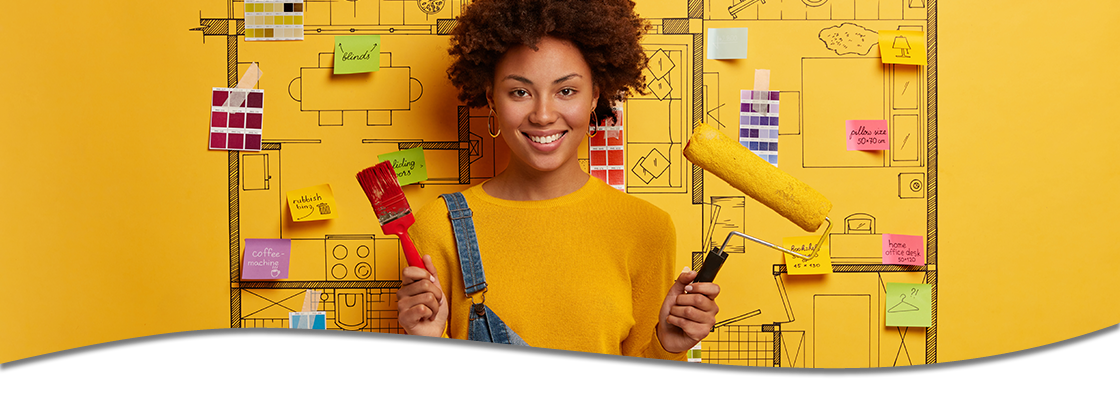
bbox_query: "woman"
[396,0,719,360]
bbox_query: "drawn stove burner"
[326,235,374,281]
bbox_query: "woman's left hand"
[656,270,720,354]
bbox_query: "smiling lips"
[525,131,566,145]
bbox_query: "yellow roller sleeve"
[684,123,832,232]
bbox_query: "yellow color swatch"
[878,30,927,65]
[783,235,832,275]
[285,184,338,222]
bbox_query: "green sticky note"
[885,282,931,327]
[377,147,427,186]
[334,35,380,74]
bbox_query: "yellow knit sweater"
[409,177,685,361]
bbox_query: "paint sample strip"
[739,90,780,166]
[245,0,304,41]
[210,87,264,151]
[588,106,625,190]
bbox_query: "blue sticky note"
[289,312,326,329]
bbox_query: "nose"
[528,98,559,126]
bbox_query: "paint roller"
[684,123,834,282]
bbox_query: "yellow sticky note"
[286,184,338,222]
[783,235,832,275]
[878,30,927,65]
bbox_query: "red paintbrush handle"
[381,215,428,274]
[396,231,425,273]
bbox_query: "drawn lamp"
[892,35,911,58]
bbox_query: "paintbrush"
[356,161,426,273]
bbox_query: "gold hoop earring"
[587,111,599,138]
[487,108,501,138]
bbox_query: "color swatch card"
[707,28,748,59]
[209,88,264,151]
[885,282,932,327]
[286,309,327,369]
[846,119,889,151]
[740,90,780,166]
[334,35,381,74]
[883,234,925,265]
[377,147,427,186]
[242,239,291,280]
[878,30,927,65]
[589,107,625,190]
[245,0,304,41]
[783,235,832,275]
[286,184,338,222]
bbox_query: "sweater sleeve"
[623,208,688,361]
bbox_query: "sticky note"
[885,282,931,327]
[846,119,889,151]
[377,147,427,186]
[878,30,927,65]
[883,234,925,265]
[334,35,381,74]
[242,239,291,280]
[707,28,748,60]
[288,309,324,369]
[286,184,339,222]
[783,235,832,275]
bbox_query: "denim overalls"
[440,193,528,346]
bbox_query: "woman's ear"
[485,88,495,110]
[591,85,600,109]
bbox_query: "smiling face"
[487,36,599,180]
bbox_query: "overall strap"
[439,192,529,347]
[439,192,487,296]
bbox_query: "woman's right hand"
[395,255,449,337]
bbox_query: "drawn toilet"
[334,289,367,330]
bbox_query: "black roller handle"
[694,248,729,283]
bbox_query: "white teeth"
[528,133,563,144]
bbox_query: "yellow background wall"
[2,0,1117,365]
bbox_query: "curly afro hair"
[447,0,651,120]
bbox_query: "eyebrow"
[502,73,584,85]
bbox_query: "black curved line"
[4,322,1115,369]
[0,329,725,369]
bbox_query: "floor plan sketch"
[192,0,937,367]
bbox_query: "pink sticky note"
[242,239,291,280]
[846,119,889,151]
[883,234,924,266]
